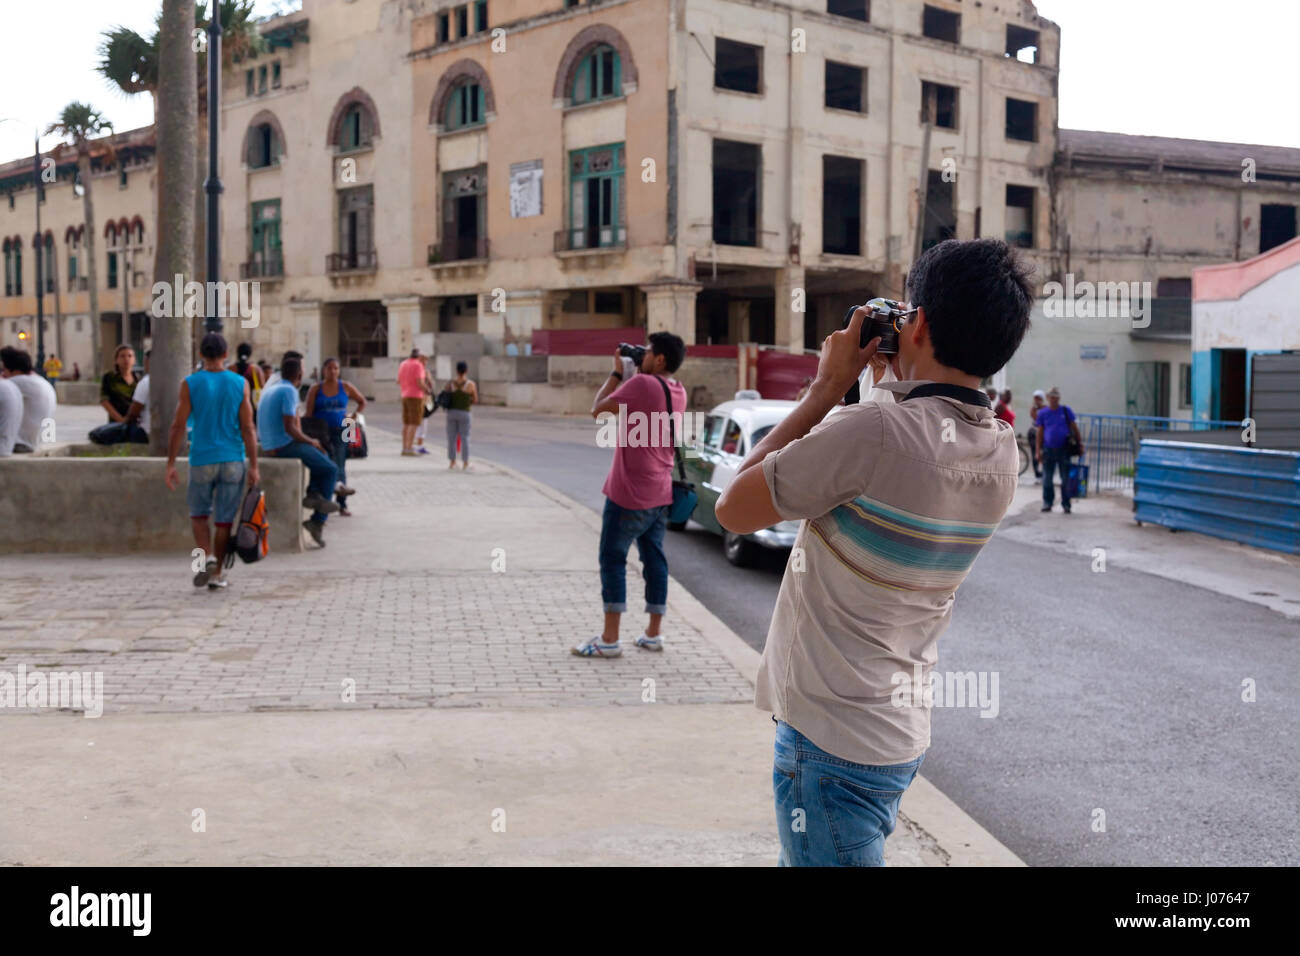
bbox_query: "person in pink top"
[574,332,688,659]
[397,348,431,455]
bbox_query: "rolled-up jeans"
[598,498,668,614]
[773,720,924,867]
[270,440,337,522]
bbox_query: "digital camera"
[839,298,917,355]
[618,342,647,366]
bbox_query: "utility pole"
[204,3,223,333]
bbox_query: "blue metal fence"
[1134,440,1300,554]
[1071,414,1242,492]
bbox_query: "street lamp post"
[32,135,47,379]
[204,3,223,333]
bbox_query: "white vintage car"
[674,395,802,566]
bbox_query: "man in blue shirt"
[1035,386,1084,513]
[165,333,259,590]
[258,355,338,546]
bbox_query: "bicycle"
[1016,435,1032,476]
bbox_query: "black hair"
[199,333,227,360]
[0,346,33,374]
[322,356,339,368]
[145,349,152,359]
[905,238,1033,379]
[456,360,468,374]
[283,350,302,362]
[237,342,253,359]
[410,347,420,359]
[281,356,303,381]
[647,331,686,374]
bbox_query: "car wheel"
[723,531,758,567]
[667,520,687,532]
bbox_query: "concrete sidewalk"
[1,413,1020,866]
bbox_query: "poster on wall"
[509,160,543,218]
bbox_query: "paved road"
[369,403,1299,866]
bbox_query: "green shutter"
[476,84,485,123]
[612,51,622,96]
[573,56,590,104]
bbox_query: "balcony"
[240,255,284,280]
[326,250,377,274]
[554,227,626,271]
[428,237,489,279]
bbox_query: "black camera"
[839,298,915,355]
[618,342,646,366]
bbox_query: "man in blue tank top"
[164,333,259,590]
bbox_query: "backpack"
[228,484,270,566]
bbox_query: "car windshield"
[750,425,774,446]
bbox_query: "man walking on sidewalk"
[258,356,339,546]
[573,332,687,658]
[716,238,1031,866]
[164,333,259,590]
[1036,386,1083,514]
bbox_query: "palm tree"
[46,103,112,377]
[149,0,199,457]
[98,2,264,289]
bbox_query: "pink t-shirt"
[602,373,688,511]
[398,358,426,399]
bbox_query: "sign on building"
[509,160,543,218]
[1080,344,1108,360]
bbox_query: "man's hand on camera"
[816,306,881,397]
[612,349,624,375]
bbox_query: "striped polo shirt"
[757,379,1018,765]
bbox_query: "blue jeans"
[598,498,668,614]
[327,425,348,503]
[272,441,337,522]
[773,720,924,867]
[1041,446,1072,508]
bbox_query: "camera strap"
[654,375,688,482]
[899,382,993,408]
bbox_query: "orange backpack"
[229,484,270,566]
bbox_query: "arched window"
[105,222,117,246]
[2,238,13,297]
[247,122,280,168]
[444,81,485,131]
[117,219,130,247]
[326,88,381,152]
[43,233,55,293]
[5,238,22,297]
[132,219,145,245]
[572,44,621,105]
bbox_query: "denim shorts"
[773,720,924,867]
[188,460,247,524]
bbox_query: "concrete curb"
[476,452,1026,867]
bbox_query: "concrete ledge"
[0,456,305,554]
[55,381,101,406]
[480,355,547,383]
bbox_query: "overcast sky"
[1,0,1296,163]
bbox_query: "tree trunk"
[78,151,101,378]
[150,0,198,457]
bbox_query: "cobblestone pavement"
[0,457,753,716]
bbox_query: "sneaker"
[1063,505,1072,514]
[302,518,326,547]
[634,634,663,652]
[335,483,356,497]
[1041,505,1052,512]
[571,636,621,658]
[303,494,340,514]
[207,576,229,590]
[401,449,417,457]
[337,504,351,517]
[416,447,430,455]
[193,557,217,588]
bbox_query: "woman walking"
[305,358,366,515]
[442,360,477,470]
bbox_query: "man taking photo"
[573,332,687,658]
[716,238,1033,866]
